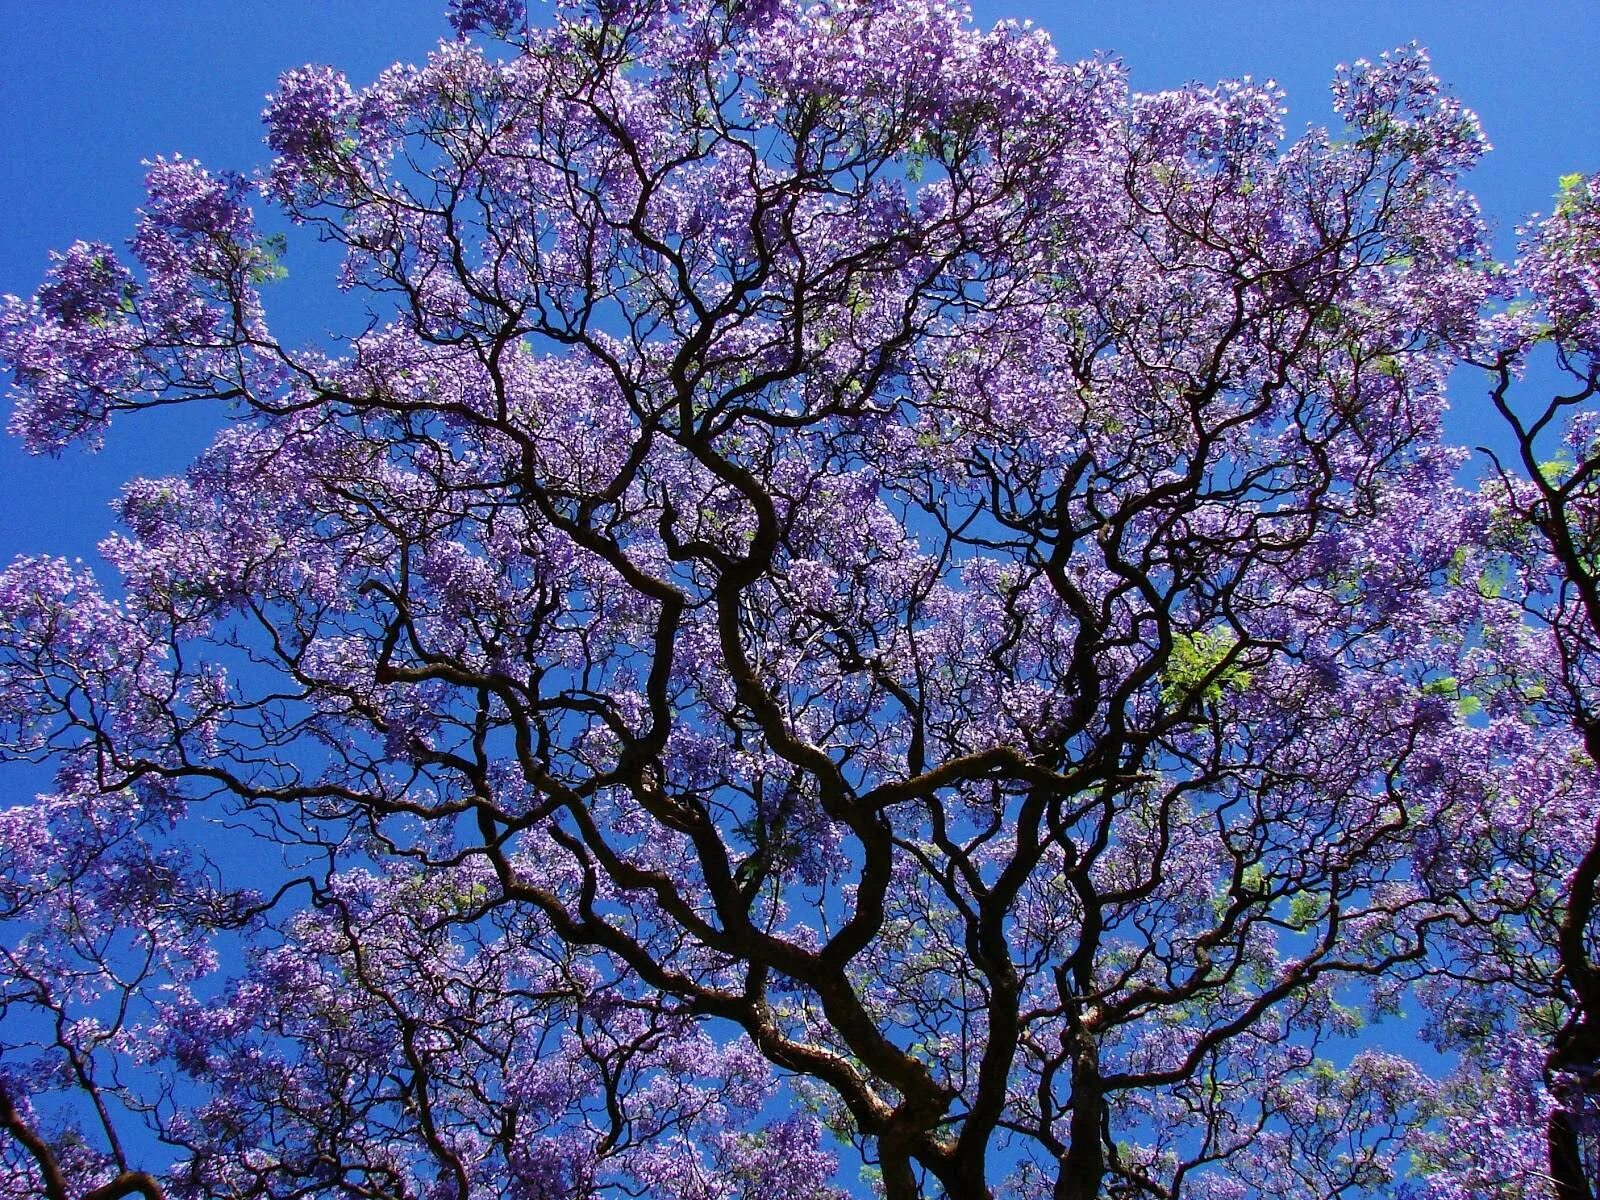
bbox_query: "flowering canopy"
[0,2,1595,1198]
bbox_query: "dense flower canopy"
[0,2,1596,1199]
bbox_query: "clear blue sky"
[0,0,1596,565]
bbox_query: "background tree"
[0,1,1585,1198]
[1438,168,1600,1200]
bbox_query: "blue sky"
[0,0,1596,563]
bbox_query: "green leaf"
[1538,455,1574,486]
[1162,627,1250,705]
[1556,172,1588,215]
[1287,891,1323,930]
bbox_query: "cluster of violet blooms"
[0,1,1597,1197]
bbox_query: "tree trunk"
[1054,1033,1105,1200]
[1549,1103,1595,1200]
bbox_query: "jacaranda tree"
[1459,168,1600,1200]
[0,2,1594,1197]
